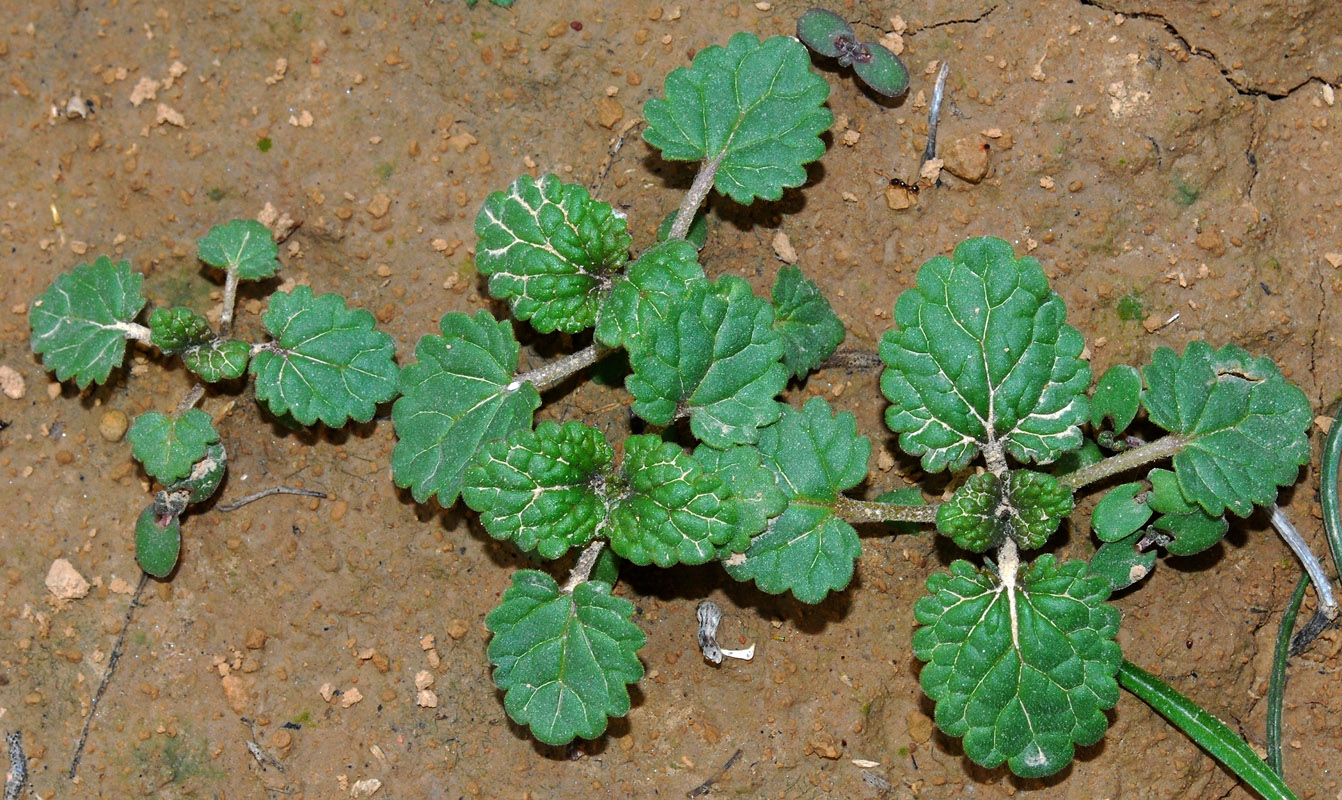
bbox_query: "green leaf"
[1147,468,1229,556]
[795,8,854,59]
[127,408,220,485]
[135,505,181,578]
[594,240,705,354]
[475,174,631,333]
[29,256,147,388]
[1141,341,1311,517]
[463,421,613,560]
[166,441,227,504]
[1050,436,1102,477]
[642,32,833,204]
[935,470,1074,553]
[1091,364,1141,433]
[656,209,708,250]
[912,555,1122,778]
[851,42,910,98]
[182,338,250,382]
[148,306,212,353]
[486,571,645,746]
[1090,481,1151,543]
[693,443,787,556]
[1087,529,1156,592]
[197,219,280,280]
[627,276,786,448]
[881,237,1091,473]
[392,311,540,506]
[250,286,398,427]
[771,265,845,380]
[724,398,867,603]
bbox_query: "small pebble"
[45,559,90,599]
[99,409,129,441]
[0,365,27,399]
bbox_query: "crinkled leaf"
[912,556,1122,779]
[463,421,613,561]
[196,219,279,280]
[250,286,398,427]
[29,256,146,388]
[1088,529,1157,592]
[881,237,1091,472]
[643,33,833,204]
[392,311,540,506]
[772,265,845,380]
[1147,468,1229,556]
[627,276,786,447]
[1091,481,1151,543]
[167,441,227,504]
[1141,341,1311,517]
[148,306,212,353]
[127,408,220,485]
[724,398,868,603]
[135,505,181,578]
[656,209,709,251]
[595,239,705,354]
[182,339,250,382]
[475,174,631,333]
[486,571,645,746]
[694,443,787,556]
[1091,364,1141,433]
[936,470,1074,553]
[608,435,738,567]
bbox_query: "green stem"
[515,343,612,394]
[669,153,723,241]
[1267,574,1309,778]
[1117,660,1299,800]
[1058,434,1192,491]
[833,495,939,525]
[1319,404,1342,588]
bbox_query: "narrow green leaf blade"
[881,237,1091,472]
[29,256,146,388]
[772,265,845,380]
[392,311,540,506]
[250,287,398,427]
[595,239,705,353]
[127,408,220,485]
[1091,364,1141,432]
[475,174,631,333]
[486,571,646,746]
[463,421,613,560]
[197,219,280,280]
[912,556,1122,779]
[1141,342,1311,517]
[643,33,833,204]
[182,339,250,382]
[627,276,786,448]
[135,505,181,578]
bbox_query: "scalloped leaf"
[392,311,540,506]
[642,32,833,204]
[1141,341,1311,517]
[127,408,220,485]
[182,339,250,382]
[772,265,845,380]
[475,174,631,333]
[1087,529,1157,592]
[135,505,181,578]
[881,237,1091,473]
[627,276,786,448]
[486,571,646,746]
[1091,364,1141,433]
[250,286,398,427]
[197,219,280,280]
[595,239,705,354]
[29,256,147,388]
[1091,481,1151,543]
[912,556,1122,778]
[936,470,1074,553]
[463,421,613,560]
[693,443,787,556]
[724,398,868,603]
[1146,468,1229,556]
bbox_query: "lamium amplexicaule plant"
[30,15,1321,794]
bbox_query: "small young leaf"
[1087,529,1157,592]
[182,339,250,382]
[850,41,910,97]
[475,174,631,333]
[771,265,845,380]
[656,208,709,250]
[643,33,833,204]
[148,306,212,353]
[1090,364,1141,433]
[166,441,228,504]
[250,287,398,427]
[392,311,541,506]
[795,8,855,58]
[486,571,646,746]
[197,219,280,280]
[693,443,787,556]
[1141,341,1311,517]
[912,556,1122,779]
[135,505,181,578]
[881,237,1091,473]
[127,408,220,485]
[1090,481,1151,543]
[627,276,786,448]
[595,239,705,354]
[30,256,147,388]
[935,470,1074,553]
[1146,468,1229,556]
[724,398,868,603]
[463,421,613,560]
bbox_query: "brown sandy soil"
[2,1,1341,798]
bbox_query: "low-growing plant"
[796,7,909,97]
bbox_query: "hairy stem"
[834,495,939,525]
[515,343,611,394]
[113,320,154,343]
[1058,434,1193,491]
[219,267,240,337]
[174,383,205,416]
[669,153,724,240]
[562,540,607,593]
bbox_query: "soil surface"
[3,1,1342,798]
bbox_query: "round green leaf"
[851,42,909,97]
[135,505,182,578]
[1091,363,1141,433]
[29,256,147,388]
[1146,468,1229,556]
[795,8,854,58]
[127,408,220,485]
[197,219,280,280]
[1087,529,1157,592]
[1090,481,1151,543]
[771,265,845,380]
